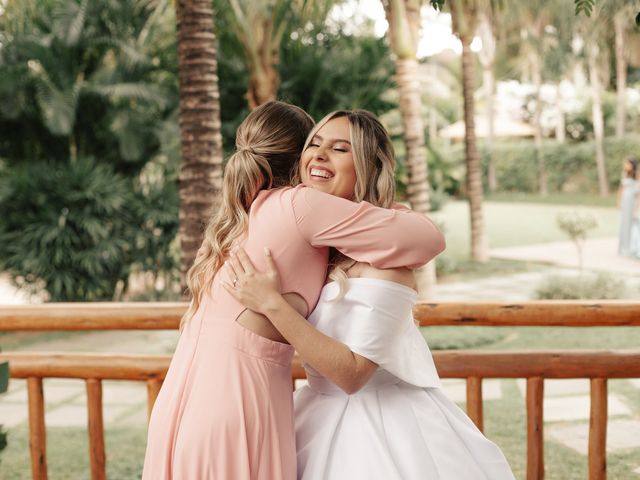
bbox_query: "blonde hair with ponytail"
[181,101,314,328]
[303,110,397,299]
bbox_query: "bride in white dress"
[225,109,514,479]
[227,253,515,480]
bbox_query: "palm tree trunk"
[384,0,436,297]
[478,13,497,192]
[483,66,497,192]
[530,51,547,195]
[555,83,565,143]
[396,58,430,214]
[176,0,224,292]
[247,50,279,109]
[429,106,438,141]
[614,11,627,138]
[587,43,610,196]
[461,41,490,262]
[396,56,436,298]
[428,62,437,140]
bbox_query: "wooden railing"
[1,301,639,480]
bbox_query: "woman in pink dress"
[142,102,444,479]
[227,110,514,479]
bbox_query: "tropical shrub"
[0,158,178,301]
[556,211,598,270]
[535,273,626,300]
[0,0,179,171]
[431,134,640,195]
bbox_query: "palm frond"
[574,0,595,17]
[51,0,89,47]
[87,82,168,108]
[32,65,78,135]
[93,36,152,70]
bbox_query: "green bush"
[556,211,598,270]
[431,134,640,195]
[435,254,458,276]
[565,90,619,141]
[535,273,626,300]
[0,158,178,301]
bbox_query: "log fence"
[1,301,639,480]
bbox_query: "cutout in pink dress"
[142,185,444,479]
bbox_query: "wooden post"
[86,379,106,480]
[466,376,484,431]
[27,377,48,480]
[589,378,607,480]
[146,378,162,420]
[527,377,544,480]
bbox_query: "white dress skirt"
[294,278,515,480]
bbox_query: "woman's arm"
[224,249,377,394]
[291,187,445,269]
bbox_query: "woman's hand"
[223,248,283,315]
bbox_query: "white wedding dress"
[294,278,515,480]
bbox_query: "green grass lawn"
[432,199,620,261]
[485,192,618,208]
[1,426,147,480]
[423,326,640,351]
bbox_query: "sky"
[328,0,482,58]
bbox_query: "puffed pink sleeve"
[291,187,445,269]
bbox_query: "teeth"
[310,168,333,179]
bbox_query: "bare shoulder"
[348,262,416,289]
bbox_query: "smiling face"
[299,116,357,200]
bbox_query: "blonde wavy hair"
[181,101,314,328]
[297,110,397,298]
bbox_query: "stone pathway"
[490,237,640,275]
[433,267,572,301]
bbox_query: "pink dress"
[142,185,444,480]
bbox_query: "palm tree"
[448,0,490,262]
[382,0,441,294]
[224,0,287,107]
[541,5,577,144]
[222,0,333,109]
[1,0,170,162]
[578,5,610,196]
[382,0,431,215]
[175,0,224,288]
[476,10,497,192]
[586,40,609,196]
[608,0,639,138]
[510,0,563,195]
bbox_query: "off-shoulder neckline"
[323,277,418,297]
